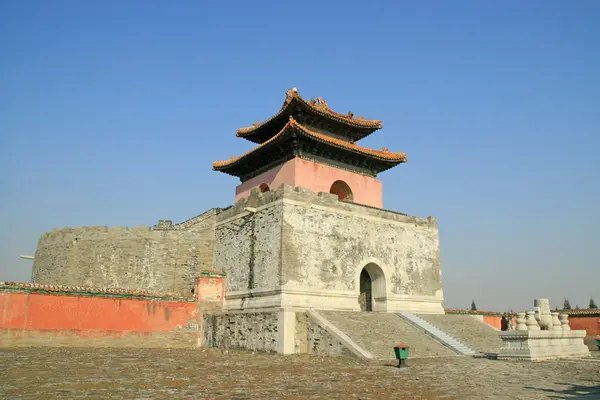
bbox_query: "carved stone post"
[534,299,552,330]
[559,313,571,331]
[516,312,528,331]
[526,311,540,331]
[551,312,562,331]
[507,315,514,331]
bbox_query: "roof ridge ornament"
[237,88,383,139]
[284,87,299,104]
[288,115,297,125]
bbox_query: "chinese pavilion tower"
[213,88,407,208]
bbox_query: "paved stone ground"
[0,348,599,399]
[319,311,456,359]
[418,314,503,354]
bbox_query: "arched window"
[329,180,353,201]
[259,183,270,193]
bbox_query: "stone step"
[416,314,504,355]
[316,311,457,360]
[398,312,477,355]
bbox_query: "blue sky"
[1,1,598,311]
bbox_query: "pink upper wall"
[235,157,383,208]
[235,160,296,201]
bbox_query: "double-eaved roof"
[213,88,406,182]
[236,88,383,144]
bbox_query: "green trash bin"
[393,344,409,367]
[595,338,600,351]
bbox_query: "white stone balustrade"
[497,298,590,361]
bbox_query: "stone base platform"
[497,330,591,361]
[223,288,444,314]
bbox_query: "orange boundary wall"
[447,309,600,337]
[1,292,198,332]
[483,315,501,330]
[0,272,225,338]
[569,316,600,336]
[444,309,515,331]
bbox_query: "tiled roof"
[236,88,382,137]
[446,308,600,317]
[551,309,600,316]
[0,281,190,300]
[214,116,406,169]
[444,309,505,316]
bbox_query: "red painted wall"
[479,314,599,336]
[569,317,600,336]
[0,292,198,332]
[444,310,515,331]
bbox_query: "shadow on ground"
[525,383,600,399]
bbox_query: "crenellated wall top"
[153,208,221,231]
[216,183,437,228]
[41,207,222,237]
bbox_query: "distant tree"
[575,305,580,310]
[590,298,598,309]
[563,298,572,310]
[470,300,477,311]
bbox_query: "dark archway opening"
[359,269,373,312]
[329,180,353,201]
[358,263,386,312]
[259,183,270,193]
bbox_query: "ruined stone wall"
[294,312,354,356]
[202,310,359,356]
[202,312,279,352]
[32,210,218,295]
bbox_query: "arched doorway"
[358,263,386,312]
[359,269,373,311]
[329,180,353,201]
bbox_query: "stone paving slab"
[417,314,503,354]
[319,311,456,359]
[0,329,200,348]
[0,347,599,399]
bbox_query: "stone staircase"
[317,311,456,360]
[417,314,503,355]
[399,312,477,355]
